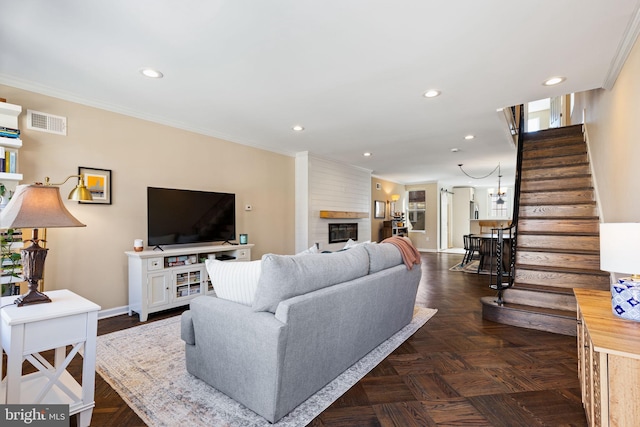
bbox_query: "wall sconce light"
[0,175,92,306]
[600,223,640,321]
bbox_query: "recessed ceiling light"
[464,135,474,140]
[451,148,459,152]
[543,76,566,86]
[423,89,441,98]
[292,125,305,132]
[363,152,372,157]
[140,68,163,79]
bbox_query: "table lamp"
[0,176,91,306]
[600,223,640,321]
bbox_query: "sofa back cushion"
[252,245,369,313]
[364,242,403,273]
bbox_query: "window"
[488,188,508,217]
[407,190,426,231]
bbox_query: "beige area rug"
[449,260,490,275]
[96,306,437,427]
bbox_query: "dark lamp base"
[15,290,52,307]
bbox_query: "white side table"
[0,289,101,427]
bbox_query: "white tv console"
[125,244,253,321]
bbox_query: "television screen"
[147,187,236,247]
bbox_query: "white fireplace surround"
[295,152,371,252]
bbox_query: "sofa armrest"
[180,309,195,345]
[184,296,288,422]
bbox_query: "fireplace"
[328,223,358,244]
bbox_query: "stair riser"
[523,136,584,151]
[501,288,576,311]
[520,190,594,205]
[521,164,591,180]
[518,219,599,234]
[514,269,610,289]
[521,176,592,192]
[522,154,587,169]
[523,144,586,159]
[482,300,576,336]
[517,234,600,252]
[523,125,584,142]
[517,251,601,270]
[519,204,597,218]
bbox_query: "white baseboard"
[98,305,130,320]
[417,248,437,253]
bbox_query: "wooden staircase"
[481,124,610,336]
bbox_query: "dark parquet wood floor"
[9,252,588,426]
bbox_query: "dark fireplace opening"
[328,223,358,244]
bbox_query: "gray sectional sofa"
[180,242,421,423]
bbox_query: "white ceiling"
[1,1,639,188]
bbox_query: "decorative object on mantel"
[0,177,91,306]
[319,210,368,219]
[600,223,640,321]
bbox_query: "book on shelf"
[0,126,20,138]
[0,147,4,173]
[8,151,16,173]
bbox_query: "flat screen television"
[147,187,236,247]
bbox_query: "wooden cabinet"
[575,288,640,426]
[126,244,253,321]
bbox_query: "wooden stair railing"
[481,123,610,336]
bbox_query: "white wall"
[578,34,640,223]
[296,153,371,252]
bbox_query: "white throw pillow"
[205,259,261,306]
[296,244,320,255]
[344,239,372,249]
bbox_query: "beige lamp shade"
[0,184,86,229]
[600,223,640,275]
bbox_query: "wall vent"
[27,109,67,135]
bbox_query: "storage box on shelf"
[125,244,253,321]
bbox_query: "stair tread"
[480,297,576,318]
[516,264,609,276]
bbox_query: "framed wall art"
[78,166,111,204]
[374,200,385,219]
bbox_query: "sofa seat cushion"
[205,259,262,306]
[252,245,369,313]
